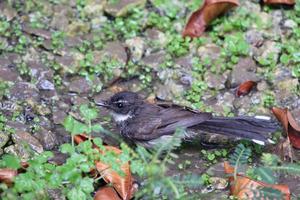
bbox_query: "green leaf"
[63,115,75,133]
[254,167,277,184]
[60,143,75,154]
[79,104,98,120]
[67,188,87,200]
[92,124,103,132]
[93,137,103,148]
[0,154,21,169]
[79,177,94,194]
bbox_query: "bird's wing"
[128,105,212,141]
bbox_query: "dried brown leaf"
[236,80,257,97]
[272,107,300,149]
[183,0,239,37]
[224,162,291,200]
[94,186,121,200]
[263,0,295,5]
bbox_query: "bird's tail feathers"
[197,116,279,145]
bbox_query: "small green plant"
[262,91,275,108]
[166,35,191,57]
[185,81,208,109]
[51,31,65,53]
[201,149,228,164]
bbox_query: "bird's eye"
[117,103,123,108]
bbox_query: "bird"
[96,91,278,149]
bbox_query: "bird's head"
[95,91,142,116]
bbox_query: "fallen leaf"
[236,80,257,97]
[74,134,134,200]
[94,186,121,200]
[0,168,18,185]
[272,107,300,149]
[183,0,239,37]
[95,146,133,200]
[224,162,291,200]
[263,0,295,5]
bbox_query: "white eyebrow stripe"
[113,100,128,104]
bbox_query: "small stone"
[155,79,185,101]
[104,0,146,17]
[101,41,128,66]
[198,43,221,61]
[52,110,67,125]
[33,128,58,150]
[9,82,40,101]
[204,71,227,90]
[11,131,44,154]
[69,77,91,94]
[283,19,297,29]
[245,30,264,46]
[4,144,31,161]
[125,37,145,62]
[0,2,17,21]
[145,28,167,47]
[254,41,281,64]
[229,58,260,88]
[83,0,106,18]
[141,51,166,71]
[0,132,9,148]
[66,21,90,37]
[37,79,55,91]
[22,24,52,39]
[0,66,20,82]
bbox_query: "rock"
[228,58,260,88]
[4,144,31,161]
[101,41,128,66]
[254,41,281,65]
[66,21,90,37]
[155,79,185,101]
[104,0,146,17]
[0,132,9,148]
[83,0,106,18]
[275,78,299,107]
[245,29,264,47]
[52,110,67,125]
[33,128,58,150]
[9,82,40,101]
[145,28,167,47]
[6,121,27,132]
[0,66,20,82]
[11,131,43,156]
[125,37,145,62]
[175,55,193,69]
[69,77,91,94]
[283,19,297,29]
[141,51,166,70]
[206,162,226,178]
[204,71,227,90]
[0,1,17,20]
[51,11,69,31]
[47,189,66,200]
[198,43,221,61]
[37,79,55,91]
[216,92,235,110]
[233,96,252,115]
[22,24,52,39]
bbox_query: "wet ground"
[0,0,300,199]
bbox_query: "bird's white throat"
[111,112,132,123]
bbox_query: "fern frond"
[269,164,300,176]
[254,167,277,184]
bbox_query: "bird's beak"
[95,100,110,108]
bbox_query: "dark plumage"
[96,91,278,148]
